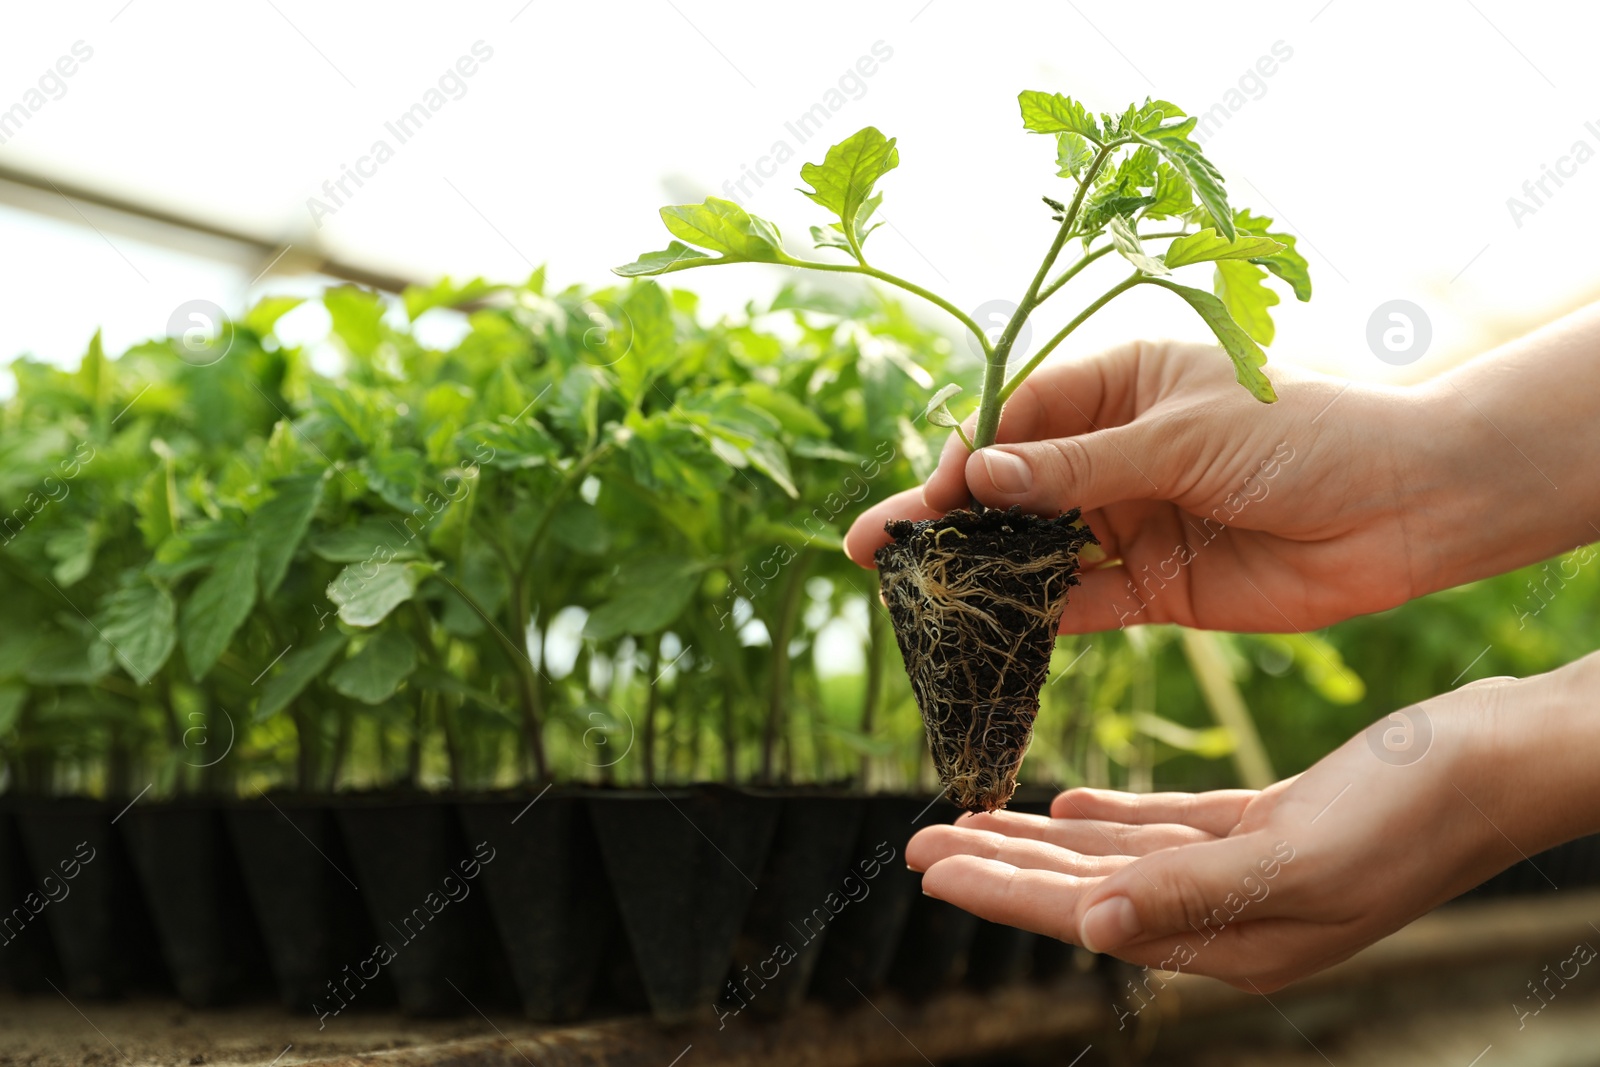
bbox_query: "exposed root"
[876,507,1097,813]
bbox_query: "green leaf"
[1214,259,1280,345]
[1234,209,1312,302]
[181,539,259,680]
[78,329,110,420]
[150,519,237,581]
[1077,194,1155,237]
[549,501,613,556]
[25,631,110,686]
[134,464,178,549]
[479,363,532,422]
[682,391,798,497]
[262,420,309,480]
[324,286,386,358]
[798,127,898,256]
[1132,132,1234,240]
[623,281,675,364]
[1144,163,1193,218]
[1107,217,1170,276]
[620,411,731,498]
[1055,132,1094,178]
[310,519,426,563]
[361,449,427,512]
[459,419,560,470]
[46,526,97,587]
[1126,99,1187,135]
[615,281,675,400]
[328,629,416,705]
[98,576,176,683]
[402,276,503,320]
[327,560,435,628]
[749,516,843,552]
[1256,245,1313,302]
[923,383,963,427]
[1018,90,1102,142]
[1149,280,1276,402]
[809,225,852,255]
[256,631,347,722]
[1164,228,1285,269]
[739,383,832,439]
[250,473,325,597]
[242,295,303,338]
[583,555,701,641]
[310,379,382,448]
[613,241,719,277]
[739,435,798,498]
[1104,145,1159,190]
[660,198,785,261]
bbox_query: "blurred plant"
[1,273,1589,799]
[0,274,963,795]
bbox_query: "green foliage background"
[0,274,1593,798]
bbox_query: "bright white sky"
[2,0,1598,384]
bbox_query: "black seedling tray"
[335,794,516,1016]
[0,788,1588,1023]
[121,802,273,1006]
[12,797,166,999]
[457,790,615,1022]
[228,799,389,1012]
[589,785,780,1023]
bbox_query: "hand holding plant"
[847,340,1429,634]
[618,91,1311,811]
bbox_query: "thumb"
[1077,833,1291,954]
[965,428,1166,517]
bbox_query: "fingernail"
[980,449,1032,495]
[1080,897,1140,954]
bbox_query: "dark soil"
[876,506,1096,813]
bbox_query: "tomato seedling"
[618,91,1312,811]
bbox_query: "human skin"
[906,659,1600,990]
[844,305,1600,632]
[843,303,1600,987]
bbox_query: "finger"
[923,342,1149,515]
[1056,566,1167,633]
[843,487,941,568]
[907,823,1136,878]
[955,809,1215,856]
[1050,787,1259,838]
[922,856,1337,991]
[963,430,1171,520]
[922,429,976,514]
[919,854,1088,943]
[982,343,1147,445]
[1076,832,1296,954]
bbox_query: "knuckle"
[1043,436,1095,499]
[1145,857,1220,937]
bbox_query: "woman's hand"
[846,339,1437,633]
[905,658,1600,991]
[844,310,1600,633]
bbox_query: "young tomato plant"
[618,91,1313,812]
